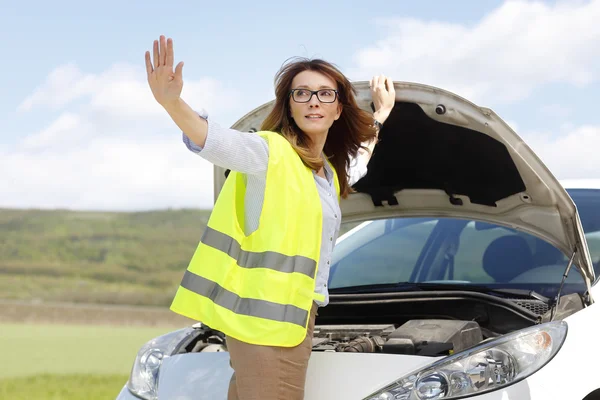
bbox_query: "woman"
[145,35,395,400]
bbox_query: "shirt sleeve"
[347,154,368,186]
[182,108,269,175]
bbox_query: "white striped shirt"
[182,109,368,306]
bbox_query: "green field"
[0,208,212,307]
[0,322,175,399]
[0,374,129,400]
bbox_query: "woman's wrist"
[373,108,392,125]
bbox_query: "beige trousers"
[226,302,319,400]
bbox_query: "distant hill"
[0,208,211,307]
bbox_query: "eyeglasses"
[289,88,339,103]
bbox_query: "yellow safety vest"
[170,130,340,347]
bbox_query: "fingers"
[150,35,178,73]
[145,51,153,77]
[159,36,167,67]
[153,39,159,69]
[371,74,393,93]
[385,76,395,95]
[370,75,395,113]
[378,74,387,91]
[166,38,174,67]
[151,35,176,69]
[175,61,184,81]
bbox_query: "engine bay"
[179,293,585,358]
[311,319,483,356]
[185,318,486,358]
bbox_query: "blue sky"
[2,0,599,210]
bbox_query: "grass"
[0,322,179,399]
[0,374,129,400]
[0,323,175,379]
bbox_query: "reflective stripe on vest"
[169,131,341,347]
[201,226,317,277]
[180,270,308,327]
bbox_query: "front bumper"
[114,348,575,399]
[115,385,138,400]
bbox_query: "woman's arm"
[355,107,389,166]
[356,75,396,165]
[164,98,209,148]
[145,35,268,174]
[179,107,269,175]
[348,155,368,186]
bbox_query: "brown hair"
[260,57,377,198]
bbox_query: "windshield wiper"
[329,282,415,293]
[330,282,550,304]
[412,283,551,304]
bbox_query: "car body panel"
[116,292,600,400]
[515,281,600,400]
[152,352,437,399]
[157,353,232,399]
[116,385,139,400]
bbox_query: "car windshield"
[328,189,600,299]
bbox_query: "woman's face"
[289,70,342,140]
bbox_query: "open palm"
[145,35,184,107]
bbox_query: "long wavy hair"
[260,57,377,198]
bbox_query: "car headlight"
[126,327,195,400]
[364,321,567,400]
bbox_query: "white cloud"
[523,125,600,180]
[18,63,94,112]
[4,62,246,210]
[20,113,84,149]
[349,0,600,104]
[18,62,242,122]
[0,135,215,210]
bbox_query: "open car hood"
[214,81,595,294]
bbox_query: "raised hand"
[370,74,395,119]
[145,35,184,108]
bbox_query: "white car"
[116,82,600,400]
